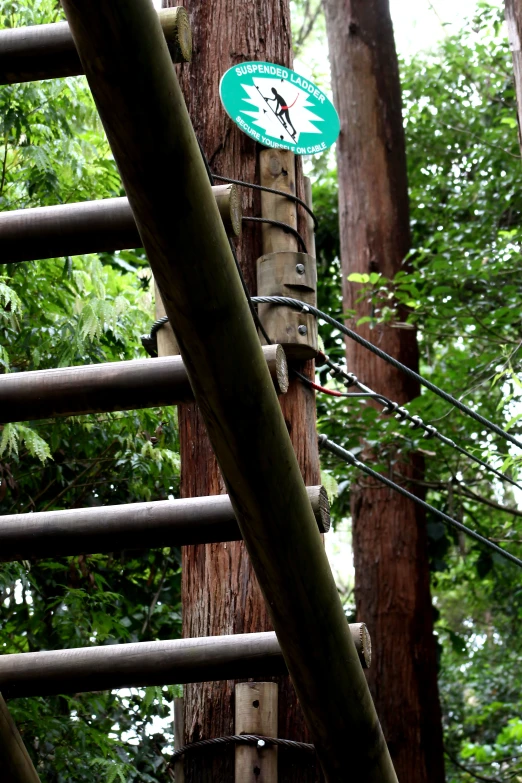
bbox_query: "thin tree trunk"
[164,1,321,780]
[323,2,445,781]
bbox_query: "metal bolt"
[295,263,306,275]
[257,740,266,749]
[298,325,308,336]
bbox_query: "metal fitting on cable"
[394,406,409,422]
[423,425,437,439]
[409,415,424,430]
[328,364,343,378]
[343,372,358,388]
[382,401,399,415]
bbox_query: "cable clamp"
[382,401,399,415]
[394,406,409,422]
[343,372,358,388]
[141,333,158,358]
[423,425,437,439]
[409,415,424,430]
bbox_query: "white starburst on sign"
[240,77,323,144]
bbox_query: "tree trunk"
[505,0,522,154]
[164,1,321,780]
[323,2,445,781]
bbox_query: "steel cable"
[211,172,318,229]
[252,296,522,451]
[319,434,522,569]
[321,356,522,492]
[168,734,315,766]
[242,216,308,253]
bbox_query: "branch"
[445,749,505,783]
[141,556,170,637]
[39,441,117,512]
[295,0,322,51]
[0,132,9,196]
[458,485,522,519]
[446,124,521,160]
[391,473,522,519]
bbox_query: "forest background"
[1,0,521,781]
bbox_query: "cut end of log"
[307,485,331,534]
[349,622,372,669]
[160,7,192,63]
[228,183,243,237]
[213,183,243,237]
[261,343,289,395]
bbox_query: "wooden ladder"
[0,3,397,782]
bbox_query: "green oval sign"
[219,61,340,155]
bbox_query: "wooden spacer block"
[257,250,318,360]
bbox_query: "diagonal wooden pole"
[0,695,41,783]
[58,1,397,779]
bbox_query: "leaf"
[347,273,370,283]
[320,469,339,502]
[18,425,51,463]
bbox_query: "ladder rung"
[0,8,192,86]
[0,487,330,562]
[0,632,285,699]
[0,623,370,700]
[0,186,241,263]
[0,345,288,424]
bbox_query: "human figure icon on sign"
[266,87,298,140]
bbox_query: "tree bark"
[505,0,522,154]
[323,2,445,781]
[164,1,321,780]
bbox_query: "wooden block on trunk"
[257,250,318,360]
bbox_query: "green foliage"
[0,2,181,779]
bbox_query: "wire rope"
[319,435,522,569]
[320,356,522,492]
[252,296,522,451]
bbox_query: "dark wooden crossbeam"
[0,7,192,85]
[0,624,371,700]
[0,345,288,424]
[0,486,330,562]
[0,186,241,263]
[0,633,286,699]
